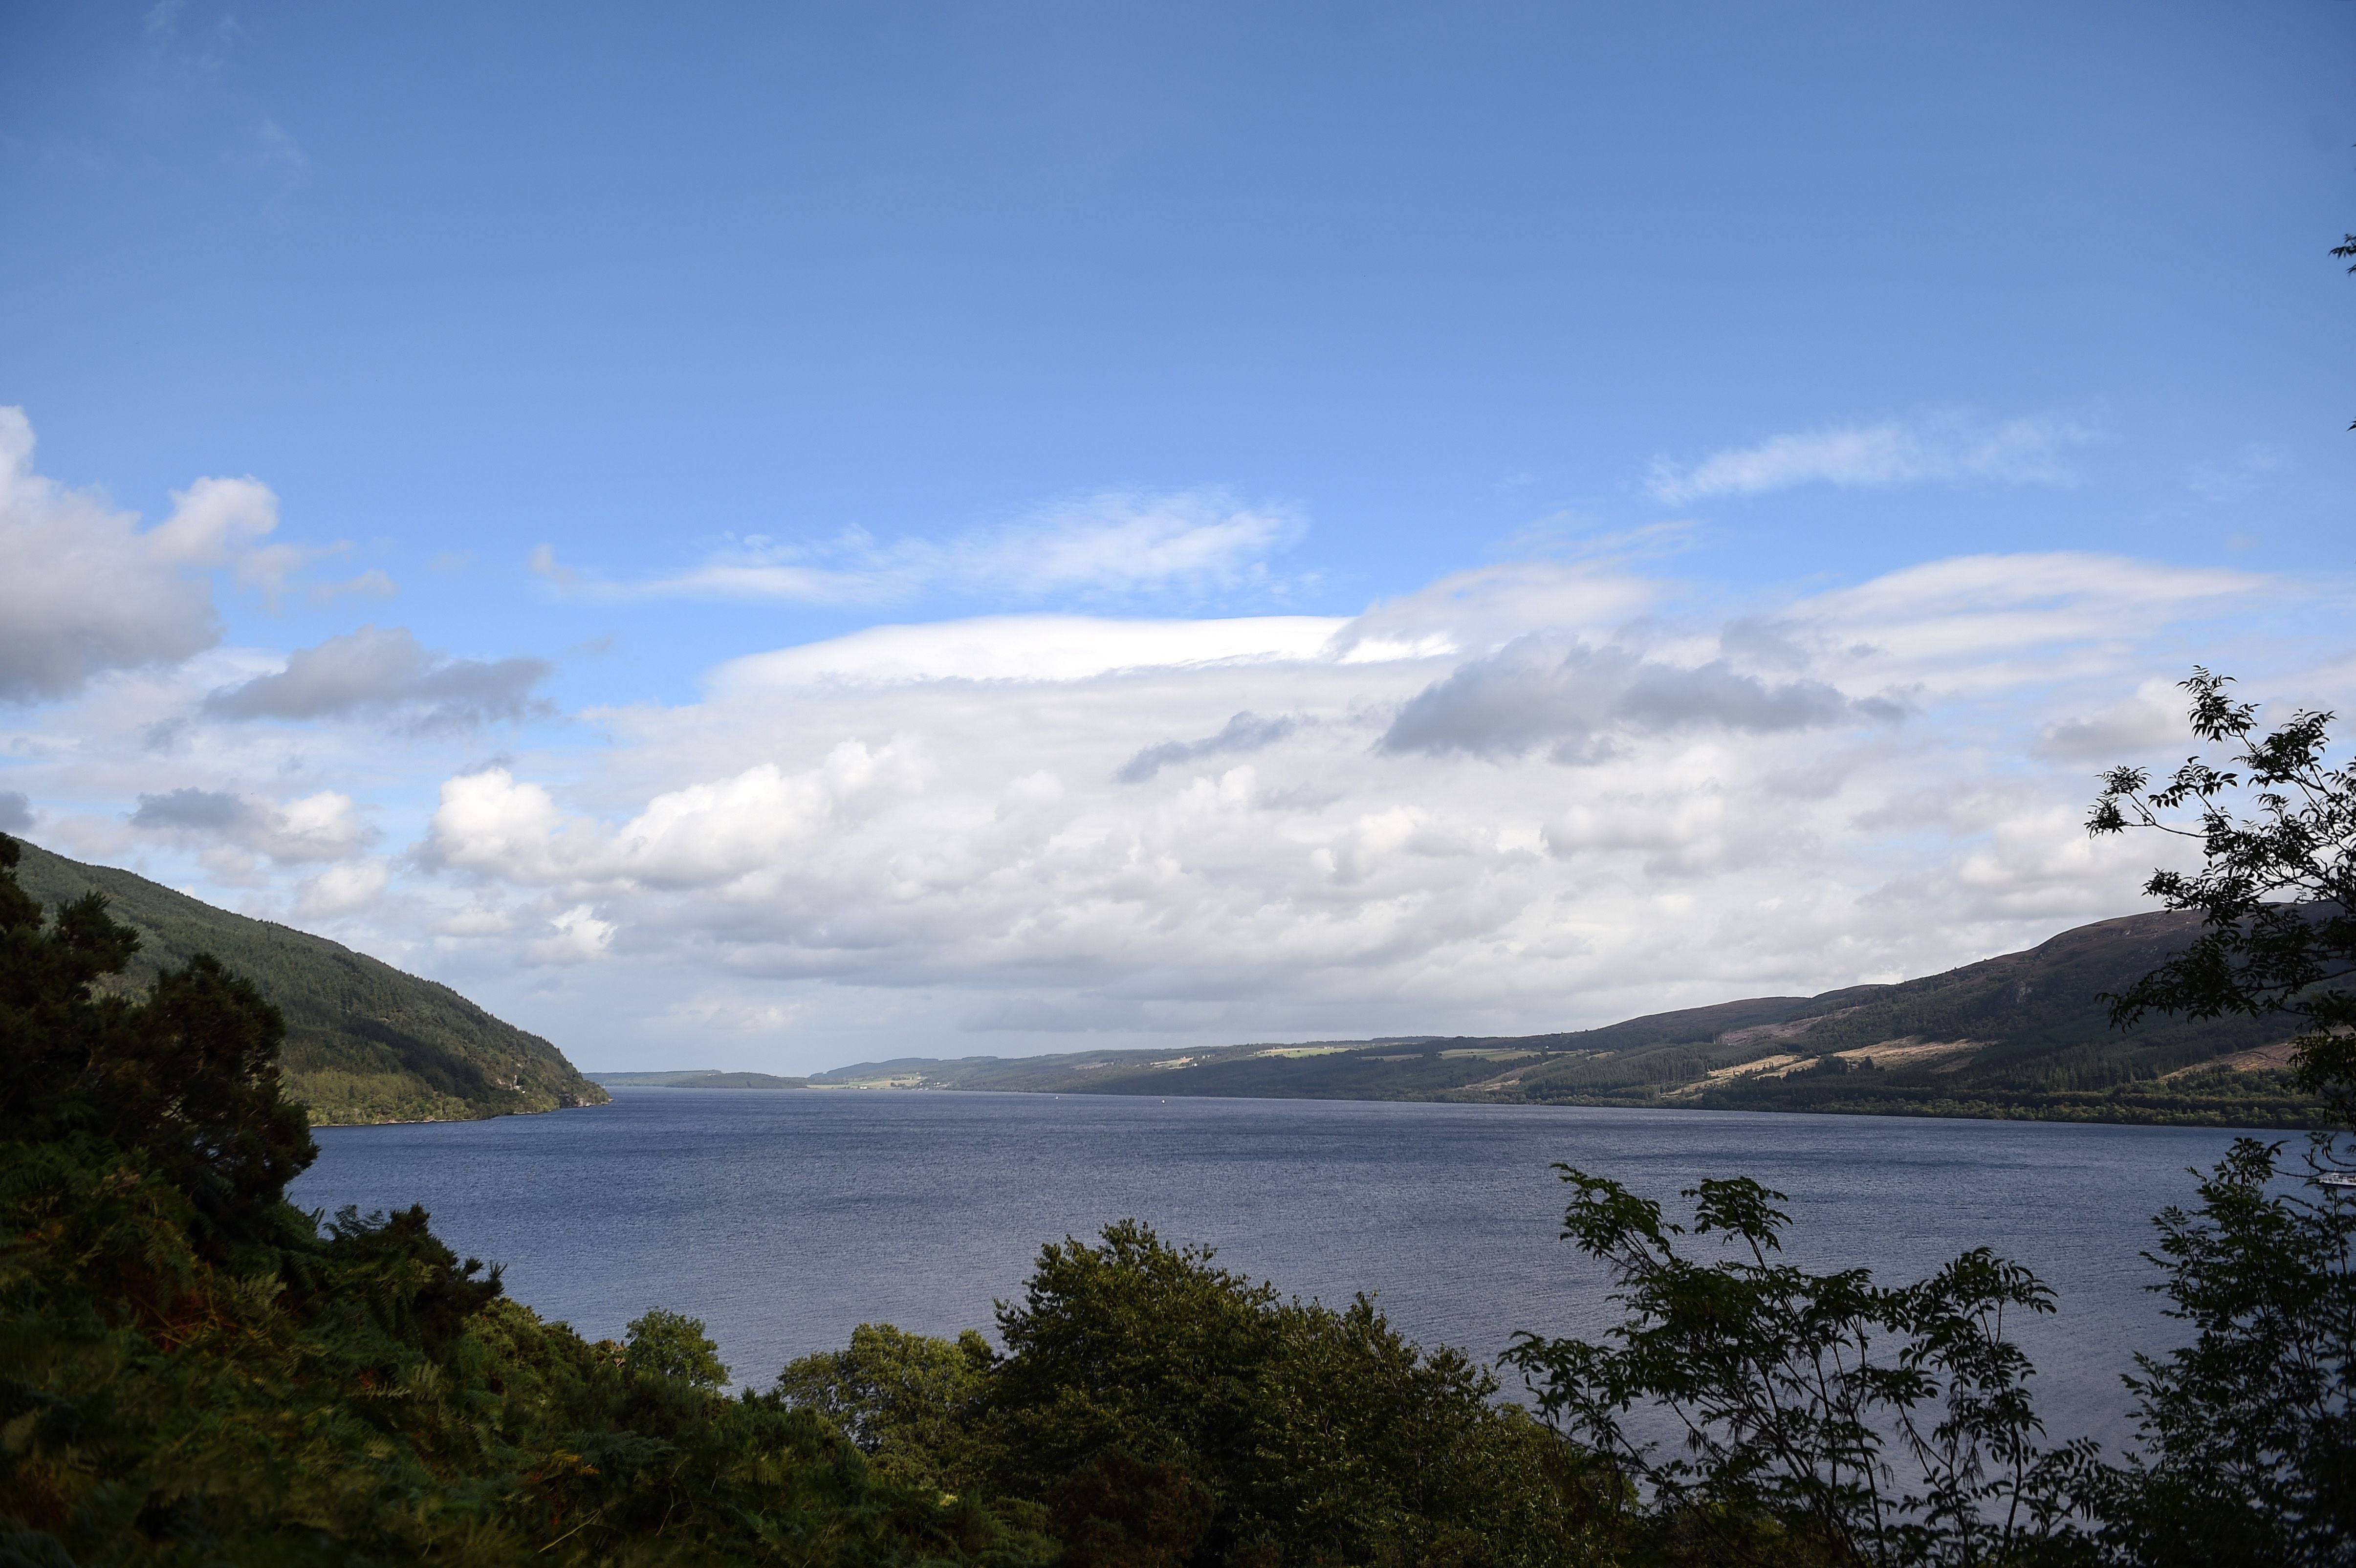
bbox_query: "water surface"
[293,1089,2257,1445]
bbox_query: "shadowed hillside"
[807,911,2317,1127]
[13,838,607,1126]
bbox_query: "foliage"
[2090,669,2356,1117]
[624,1306,731,1391]
[0,833,1051,1565]
[2085,1136,2356,1568]
[2,834,315,1255]
[974,1220,1614,1568]
[775,1224,1617,1568]
[2077,674,2356,1565]
[778,1323,996,1489]
[1502,1167,2093,1568]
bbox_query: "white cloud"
[0,411,220,701]
[425,741,920,891]
[2032,679,2192,762]
[551,490,1304,607]
[1777,553,2268,683]
[526,904,616,966]
[1649,411,2101,503]
[296,858,391,918]
[0,408,327,703]
[129,786,374,865]
[1117,712,1300,783]
[252,119,309,189]
[144,474,308,599]
[204,625,552,733]
[307,567,400,607]
[660,992,807,1036]
[370,546,2333,1071]
[713,614,1352,692]
[11,499,2334,1075]
[2186,443,2290,503]
[1378,637,1899,762]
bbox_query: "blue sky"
[2,2,2353,1070]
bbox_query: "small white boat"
[2317,1171,2356,1190]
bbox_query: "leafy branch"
[2088,670,2356,1114]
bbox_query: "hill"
[809,911,2320,1127]
[591,1069,810,1089]
[12,837,608,1126]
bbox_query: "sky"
[1,1,2353,1073]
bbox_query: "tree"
[2088,669,2356,1118]
[2084,1139,2356,1568]
[777,1322,995,1488]
[623,1306,730,1390]
[0,832,314,1252]
[1501,1167,2091,1568]
[0,832,1058,1564]
[2086,675,2356,1566]
[982,1220,1604,1568]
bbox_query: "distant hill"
[12,838,608,1127]
[810,911,2320,1128]
[591,1069,810,1090]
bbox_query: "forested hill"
[811,910,2318,1127]
[13,838,607,1126]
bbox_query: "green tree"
[2086,680,2356,1566]
[982,1220,1608,1568]
[2089,669,2356,1117]
[0,833,314,1253]
[2081,1139,2356,1567]
[623,1305,730,1390]
[0,833,1054,1564]
[778,1322,996,1488]
[1501,1167,2091,1568]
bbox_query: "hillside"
[809,910,2320,1127]
[591,1070,810,1089]
[13,838,608,1126]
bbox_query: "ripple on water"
[292,1089,2259,1447]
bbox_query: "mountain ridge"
[803,909,2318,1127]
[11,837,608,1126]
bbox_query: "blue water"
[291,1089,2260,1446]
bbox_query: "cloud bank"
[0,406,2317,1073]
[364,546,2306,1067]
